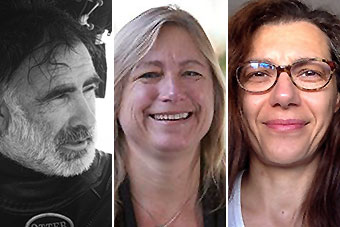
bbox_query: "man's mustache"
[55,125,94,147]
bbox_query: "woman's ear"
[336,92,340,112]
[0,101,10,135]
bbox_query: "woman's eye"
[243,71,272,83]
[300,70,320,77]
[138,72,161,79]
[246,71,268,78]
[254,71,268,77]
[183,71,202,77]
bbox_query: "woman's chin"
[151,138,198,155]
[256,148,316,167]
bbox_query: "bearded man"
[0,2,111,226]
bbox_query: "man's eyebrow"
[37,84,76,103]
[37,74,102,103]
[84,74,103,87]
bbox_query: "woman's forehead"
[134,25,209,68]
[246,21,331,64]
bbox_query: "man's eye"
[138,72,161,79]
[53,93,68,100]
[183,71,202,77]
[84,84,99,92]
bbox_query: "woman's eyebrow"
[245,58,275,64]
[179,59,205,67]
[135,60,163,69]
[134,59,205,71]
[245,56,321,64]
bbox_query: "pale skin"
[119,25,215,226]
[241,22,340,226]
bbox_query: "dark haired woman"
[229,0,340,226]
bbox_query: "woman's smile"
[263,119,308,132]
[119,25,214,153]
[242,21,339,165]
[149,112,192,121]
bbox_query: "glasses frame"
[236,58,337,93]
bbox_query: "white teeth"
[153,113,189,121]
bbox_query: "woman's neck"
[126,143,200,205]
[125,143,202,226]
[241,155,320,226]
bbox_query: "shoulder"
[228,171,245,227]
[95,149,112,165]
[202,182,226,227]
[78,150,112,226]
[91,150,112,179]
[91,150,112,194]
[115,178,138,227]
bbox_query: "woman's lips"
[264,119,308,131]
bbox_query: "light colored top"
[228,171,245,227]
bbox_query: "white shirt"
[228,171,245,227]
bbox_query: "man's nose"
[269,72,301,109]
[158,75,186,102]
[68,95,96,129]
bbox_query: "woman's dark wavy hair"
[229,0,340,226]
[0,0,104,91]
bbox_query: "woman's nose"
[158,75,186,103]
[269,73,301,109]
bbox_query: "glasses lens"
[237,62,276,92]
[291,60,332,90]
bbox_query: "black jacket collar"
[0,151,105,213]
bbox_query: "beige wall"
[229,0,340,17]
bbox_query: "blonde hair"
[114,5,225,217]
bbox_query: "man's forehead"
[13,42,95,87]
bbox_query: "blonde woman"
[114,6,225,227]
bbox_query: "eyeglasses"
[236,58,336,93]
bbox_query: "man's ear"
[0,101,10,134]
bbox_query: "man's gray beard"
[0,96,96,177]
